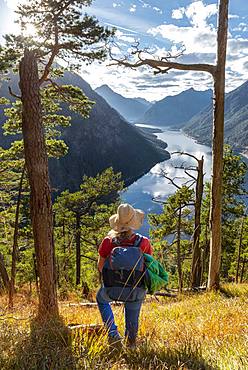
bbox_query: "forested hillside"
[0,73,169,192]
[184,80,248,149]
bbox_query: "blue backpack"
[102,234,146,302]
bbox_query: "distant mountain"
[183,80,248,150]
[134,97,153,108]
[95,84,152,122]
[138,88,212,127]
[0,73,169,193]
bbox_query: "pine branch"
[80,254,97,263]
[39,25,59,84]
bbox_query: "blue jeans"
[96,287,144,340]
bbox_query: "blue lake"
[121,125,247,237]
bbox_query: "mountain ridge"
[183,80,248,149]
[138,88,212,127]
[95,84,151,122]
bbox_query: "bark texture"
[176,206,183,293]
[75,213,81,285]
[208,0,229,290]
[0,253,10,292]
[191,156,204,288]
[8,168,25,308]
[235,218,244,283]
[19,49,58,319]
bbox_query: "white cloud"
[226,54,248,78]
[4,0,247,101]
[139,1,151,9]
[232,23,248,32]
[228,14,239,19]
[84,1,248,99]
[228,37,248,55]
[86,6,154,34]
[172,1,217,26]
[172,7,185,20]
[115,30,136,44]
[148,1,218,55]
[148,23,217,54]
[129,4,136,13]
[153,7,163,15]
[185,1,217,28]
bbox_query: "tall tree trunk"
[9,167,25,309]
[33,252,39,296]
[19,49,58,320]
[240,258,246,283]
[75,213,81,285]
[191,156,204,288]
[208,0,229,290]
[62,220,69,282]
[201,204,211,285]
[0,253,10,292]
[177,206,183,293]
[235,218,244,283]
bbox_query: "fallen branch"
[154,291,177,298]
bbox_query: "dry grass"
[0,284,247,369]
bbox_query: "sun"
[22,23,37,38]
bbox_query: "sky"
[1,0,248,101]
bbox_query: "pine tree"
[149,186,194,292]
[200,146,247,283]
[0,0,114,320]
[54,168,123,286]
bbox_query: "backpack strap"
[111,234,143,248]
[133,233,143,248]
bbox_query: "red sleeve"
[140,237,153,255]
[98,237,112,258]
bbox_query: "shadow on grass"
[220,284,248,298]
[3,320,219,369]
[9,317,76,370]
[123,343,217,370]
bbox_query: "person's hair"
[108,229,134,240]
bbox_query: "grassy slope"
[0,284,247,369]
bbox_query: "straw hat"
[109,203,145,232]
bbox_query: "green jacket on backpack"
[144,253,169,294]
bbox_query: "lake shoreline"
[124,125,170,188]
[122,126,213,236]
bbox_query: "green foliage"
[0,97,9,105]
[149,186,194,287]
[0,79,95,290]
[56,168,123,215]
[54,168,124,288]
[221,146,247,279]
[41,84,95,118]
[222,145,247,219]
[0,46,19,72]
[149,186,194,237]
[199,146,248,282]
[0,0,116,295]
[3,0,114,68]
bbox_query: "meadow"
[0,284,247,369]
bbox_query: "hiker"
[96,203,152,348]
